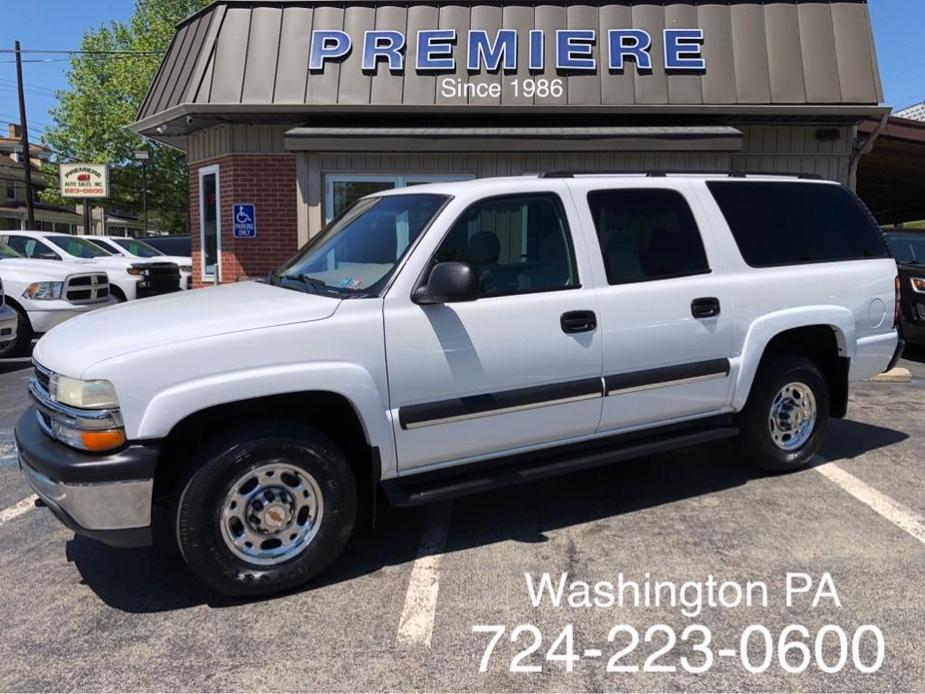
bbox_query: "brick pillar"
[188,154,299,287]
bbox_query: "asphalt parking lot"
[0,349,923,692]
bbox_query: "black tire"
[0,305,32,359]
[175,421,357,597]
[110,287,126,303]
[735,354,830,473]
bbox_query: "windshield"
[113,237,163,258]
[271,193,448,296]
[0,242,22,259]
[887,234,925,264]
[46,234,111,259]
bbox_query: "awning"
[133,0,886,142]
[284,125,743,153]
[858,117,925,225]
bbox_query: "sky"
[0,0,923,145]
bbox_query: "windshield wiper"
[300,274,329,290]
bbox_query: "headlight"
[23,281,63,300]
[127,267,145,276]
[912,277,925,293]
[49,374,119,409]
[179,265,192,273]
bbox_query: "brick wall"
[188,154,299,287]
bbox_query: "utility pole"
[14,40,35,229]
[134,149,150,235]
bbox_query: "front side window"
[433,193,579,297]
[588,189,710,285]
[272,193,448,297]
[708,182,889,267]
[46,234,111,259]
[6,235,60,260]
[113,238,163,258]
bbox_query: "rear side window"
[707,182,888,267]
[587,189,710,285]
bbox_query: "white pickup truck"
[81,235,192,291]
[1,231,181,301]
[0,242,113,357]
[16,174,902,597]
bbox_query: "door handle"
[561,310,597,334]
[691,297,721,319]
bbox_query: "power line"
[0,59,71,64]
[0,49,164,56]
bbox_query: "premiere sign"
[308,28,706,74]
[60,163,110,198]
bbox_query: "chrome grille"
[33,360,51,391]
[65,273,110,304]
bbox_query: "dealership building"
[133,0,886,287]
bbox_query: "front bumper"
[14,407,158,547]
[0,304,17,344]
[27,298,116,334]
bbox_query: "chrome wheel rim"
[219,462,323,566]
[768,382,817,451]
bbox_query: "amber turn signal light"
[79,430,126,452]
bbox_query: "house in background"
[0,124,81,233]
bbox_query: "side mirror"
[413,261,480,305]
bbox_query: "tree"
[41,0,211,233]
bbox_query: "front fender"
[731,306,855,411]
[135,361,395,474]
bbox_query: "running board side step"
[382,423,739,507]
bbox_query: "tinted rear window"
[707,182,888,267]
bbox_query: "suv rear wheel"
[175,422,357,597]
[735,354,830,473]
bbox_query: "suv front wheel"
[735,354,830,473]
[175,422,357,597]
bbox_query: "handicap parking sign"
[232,203,256,238]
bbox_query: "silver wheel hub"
[220,463,323,566]
[768,382,817,451]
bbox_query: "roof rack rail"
[538,170,825,180]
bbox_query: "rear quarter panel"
[692,181,898,407]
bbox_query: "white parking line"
[0,495,37,526]
[815,459,925,545]
[0,432,16,466]
[396,501,453,648]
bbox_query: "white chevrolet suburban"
[16,174,902,597]
[2,231,181,301]
[0,242,113,357]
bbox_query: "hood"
[33,281,341,377]
[0,257,85,280]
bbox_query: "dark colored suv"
[139,234,191,257]
[884,230,925,345]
